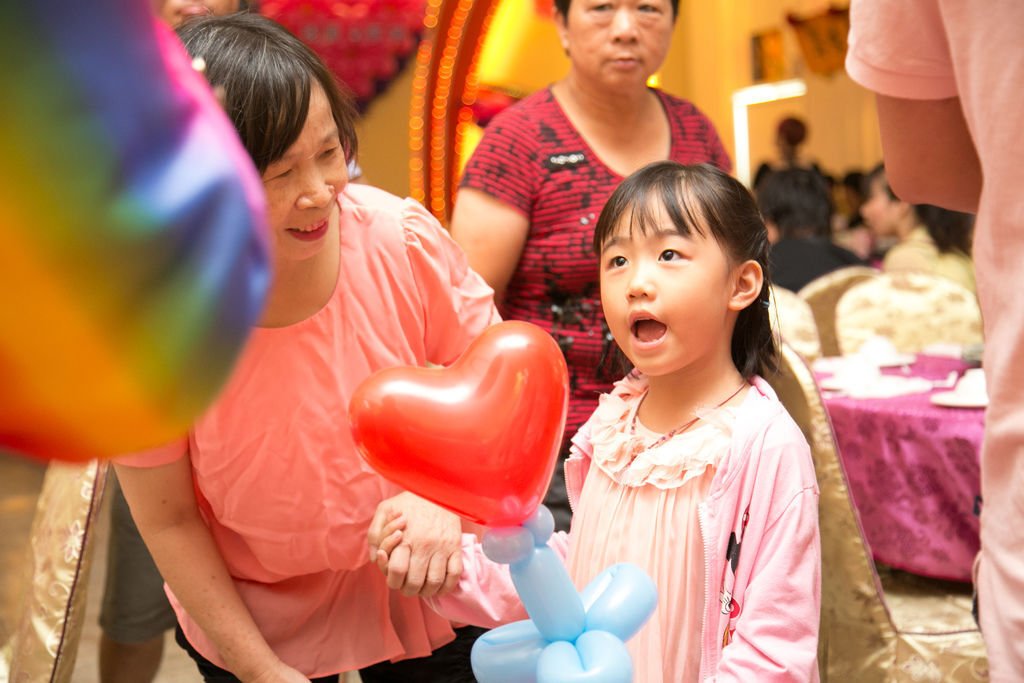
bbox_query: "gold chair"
[770,286,823,361]
[768,344,988,681]
[798,266,879,357]
[834,272,982,355]
[1,459,108,682]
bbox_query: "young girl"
[384,161,821,681]
[113,14,498,683]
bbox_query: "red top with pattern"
[460,87,731,450]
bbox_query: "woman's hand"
[247,660,313,683]
[368,492,462,598]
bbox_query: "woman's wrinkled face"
[260,85,349,266]
[556,0,675,88]
[154,0,241,27]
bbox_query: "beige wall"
[355,0,884,197]
[355,64,416,198]
[664,0,882,180]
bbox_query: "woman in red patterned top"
[450,0,731,530]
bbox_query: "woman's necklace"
[630,381,749,451]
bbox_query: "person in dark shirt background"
[757,167,865,292]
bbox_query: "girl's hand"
[369,492,463,598]
[369,513,406,572]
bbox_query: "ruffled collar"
[587,372,740,489]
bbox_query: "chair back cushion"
[798,266,879,356]
[835,272,982,355]
[771,286,823,361]
[768,344,895,680]
[4,460,108,683]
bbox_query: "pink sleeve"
[113,437,189,467]
[718,430,821,682]
[846,0,958,100]
[428,531,570,628]
[401,199,501,366]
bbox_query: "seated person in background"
[841,171,867,230]
[757,167,865,292]
[862,164,976,293]
[832,170,873,260]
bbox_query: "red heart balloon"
[350,321,568,526]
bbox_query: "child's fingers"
[367,511,407,565]
[385,544,411,591]
[381,514,407,538]
[367,504,395,558]
[375,547,390,574]
[378,529,404,557]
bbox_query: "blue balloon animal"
[470,505,657,683]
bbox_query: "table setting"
[811,336,984,582]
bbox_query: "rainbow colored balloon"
[0,1,269,462]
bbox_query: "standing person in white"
[846,2,1024,679]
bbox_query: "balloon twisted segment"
[471,505,657,683]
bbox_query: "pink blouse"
[567,374,740,682]
[117,184,499,676]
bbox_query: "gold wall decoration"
[787,6,850,78]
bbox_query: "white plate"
[930,390,988,408]
[819,375,932,398]
[818,377,848,392]
[872,353,917,368]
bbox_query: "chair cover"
[767,344,988,681]
[835,272,982,355]
[798,266,879,356]
[1,460,108,683]
[770,286,823,361]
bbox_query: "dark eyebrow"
[602,228,681,251]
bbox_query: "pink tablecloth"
[818,355,983,582]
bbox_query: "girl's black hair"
[593,162,777,379]
[176,13,358,173]
[554,0,679,20]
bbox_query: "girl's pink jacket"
[431,377,821,681]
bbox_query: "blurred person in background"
[862,164,975,293]
[757,167,864,292]
[753,116,824,190]
[832,170,874,260]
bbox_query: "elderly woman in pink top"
[113,14,498,683]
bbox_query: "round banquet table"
[816,354,983,582]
